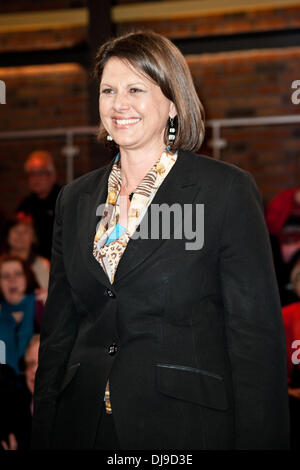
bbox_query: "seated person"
[2,212,49,294]
[282,260,300,449]
[266,187,300,263]
[0,334,40,450]
[0,364,18,451]
[16,150,61,260]
[0,254,43,375]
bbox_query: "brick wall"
[0,63,89,130]
[0,63,92,216]
[0,26,87,53]
[115,3,300,37]
[188,47,300,202]
[0,2,299,219]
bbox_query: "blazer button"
[106,289,115,298]
[108,343,118,356]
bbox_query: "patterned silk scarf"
[93,148,178,284]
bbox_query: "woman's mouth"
[112,117,141,128]
[9,287,18,294]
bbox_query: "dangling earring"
[168,117,176,141]
[106,134,113,141]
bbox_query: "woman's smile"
[112,117,142,129]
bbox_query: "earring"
[168,118,176,141]
[107,134,113,141]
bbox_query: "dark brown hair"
[94,30,205,152]
[0,254,39,300]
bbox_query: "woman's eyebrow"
[100,82,146,87]
[127,82,146,87]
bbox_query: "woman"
[2,213,49,298]
[0,254,43,374]
[32,31,289,450]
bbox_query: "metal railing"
[0,114,299,182]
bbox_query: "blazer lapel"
[77,150,202,288]
[114,150,202,284]
[77,161,114,290]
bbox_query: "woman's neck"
[10,247,30,260]
[5,294,26,306]
[120,143,165,192]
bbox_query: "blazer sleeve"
[31,186,79,449]
[219,170,290,449]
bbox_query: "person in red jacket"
[266,187,300,263]
[266,187,300,305]
[282,260,300,449]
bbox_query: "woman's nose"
[113,91,130,111]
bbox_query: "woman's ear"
[169,101,177,119]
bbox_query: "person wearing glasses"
[0,254,43,375]
[16,151,61,261]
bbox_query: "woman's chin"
[114,138,138,149]
[6,294,24,305]
[111,131,143,150]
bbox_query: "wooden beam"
[0,8,88,33]
[87,0,113,167]
[112,0,300,23]
[1,1,300,34]
[87,0,113,125]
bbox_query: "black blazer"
[32,150,290,449]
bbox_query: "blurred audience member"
[24,334,39,397]
[266,187,300,262]
[16,150,61,260]
[266,187,300,304]
[0,335,40,450]
[269,233,286,303]
[282,249,300,307]
[14,334,40,450]
[0,364,18,451]
[290,258,300,299]
[2,213,49,292]
[0,255,43,375]
[282,259,300,449]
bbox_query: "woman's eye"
[101,88,114,94]
[130,88,143,93]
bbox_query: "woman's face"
[99,57,176,153]
[0,260,27,304]
[8,223,34,252]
